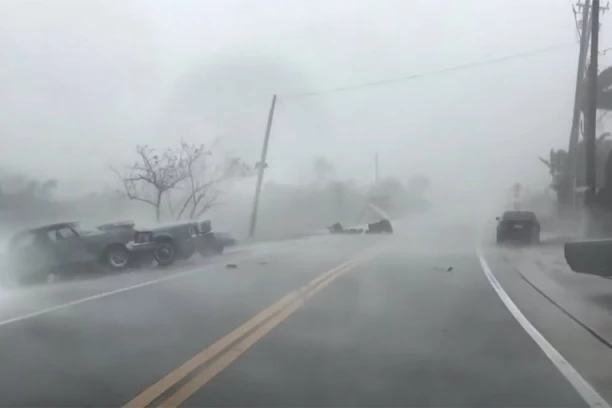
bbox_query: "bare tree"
[113,141,251,222]
[172,141,251,220]
[112,145,188,221]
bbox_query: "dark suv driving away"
[496,210,540,244]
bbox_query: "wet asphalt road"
[0,224,600,407]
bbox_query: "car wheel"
[155,241,176,266]
[105,245,131,271]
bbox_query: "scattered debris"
[433,266,454,273]
[327,219,393,235]
[226,263,238,269]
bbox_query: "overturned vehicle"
[564,239,612,277]
[4,221,138,285]
[328,219,393,235]
[2,219,229,286]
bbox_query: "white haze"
[0,0,604,234]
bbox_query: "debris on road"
[327,219,393,235]
[226,263,238,269]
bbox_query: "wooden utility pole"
[585,0,600,206]
[568,0,592,207]
[248,94,277,239]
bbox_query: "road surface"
[0,223,608,407]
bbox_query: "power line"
[283,43,578,99]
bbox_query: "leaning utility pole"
[585,0,600,207]
[248,94,277,239]
[568,0,592,207]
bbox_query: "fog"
[0,6,609,406]
[0,0,596,238]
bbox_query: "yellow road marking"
[159,298,305,407]
[123,259,356,408]
[158,262,352,407]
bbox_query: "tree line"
[0,146,430,232]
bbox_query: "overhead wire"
[281,42,578,99]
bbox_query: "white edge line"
[0,255,251,329]
[0,244,382,329]
[0,241,386,329]
[477,249,610,408]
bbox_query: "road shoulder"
[482,245,612,405]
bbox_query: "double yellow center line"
[124,254,372,408]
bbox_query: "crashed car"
[495,211,540,244]
[367,219,393,234]
[564,239,612,277]
[4,221,138,285]
[328,219,393,234]
[129,220,224,267]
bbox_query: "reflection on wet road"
[0,224,607,407]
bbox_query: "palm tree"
[541,132,612,195]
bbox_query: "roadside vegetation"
[0,151,430,240]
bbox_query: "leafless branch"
[110,145,191,221]
[112,140,252,222]
[173,142,252,220]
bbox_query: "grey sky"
[0,0,598,199]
